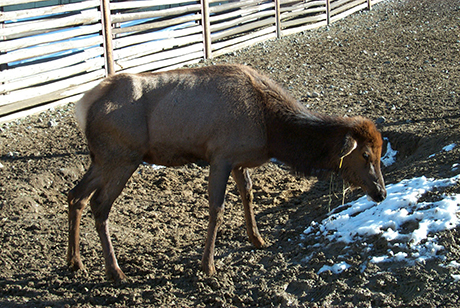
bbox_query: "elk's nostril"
[374,191,386,203]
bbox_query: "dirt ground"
[1,0,460,307]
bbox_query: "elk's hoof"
[106,267,127,282]
[251,235,266,249]
[67,257,85,272]
[201,262,216,276]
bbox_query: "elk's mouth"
[367,183,387,203]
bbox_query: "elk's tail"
[75,78,112,132]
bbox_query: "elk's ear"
[340,134,358,158]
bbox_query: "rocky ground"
[1,0,460,307]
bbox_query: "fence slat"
[0,9,100,40]
[0,69,105,110]
[113,25,202,49]
[0,47,104,82]
[212,25,276,53]
[211,17,275,42]
[0,57,104,94]
[331,1,367,22]
[111,14,201,36]
[281,6,326,21]
[209,2,274,24]
[0,23,101,53]
[209,0,265,14]
[0,93,83,125]
[110,0,198,10]
[121,51,203,74]
[280,0,325,16]
[111,4,201,24]
[282,20,327,36]
[113,33,203,62]
[116,43,202,71]
[281,12,326,29]
[213,28,277,57]
[331,0,365,12]
[1,0,56,7]
[211,9,274,35]
[0,0,100,23]
[0,35,102,64]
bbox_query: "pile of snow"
[318,261,351,275]
[381,137,398,167]
[303,174,460,270]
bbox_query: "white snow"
[318,261,351,274]
[381,137,398,167]
[441,261,460,268]
[443,143,457,152]
[453,164,459,172]
[143,162,165,170]
[429,143,456,158]
[303,171,460,272]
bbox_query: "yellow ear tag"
[339,156,344,169]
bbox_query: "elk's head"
[338,119,387,203]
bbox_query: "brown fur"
[68,64,386,280]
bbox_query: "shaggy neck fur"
[265,102,356,177]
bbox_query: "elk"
[67,64,386,281]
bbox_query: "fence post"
[326,0,330,25]
[100,0,115,76]
[275,0,281,38]
[367,0,372,10]
[201,0,212,59]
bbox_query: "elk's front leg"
[202,162,232,276]
[232,167,265,248]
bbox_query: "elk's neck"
[266,106,349,176]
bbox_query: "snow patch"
[381,137,398,167]
[303,173,460,267]
[318,261,351,274]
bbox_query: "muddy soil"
[1,0,460,307]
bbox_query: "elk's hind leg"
[67,164,101,272]
[89,160,139,282]
[232,167,265,248]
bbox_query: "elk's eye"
[363,153,370,160]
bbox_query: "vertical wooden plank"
[367,0,372,10]
[275,0,281,38]
[201,0,211,59]
[100,0,115,76]
[0,5,7,98]
[0,6,7,73]
[326,0,330,25]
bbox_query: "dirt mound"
[1,0,459,307]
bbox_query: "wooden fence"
[0,0,385,123]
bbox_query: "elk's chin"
[367,190,386,203]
